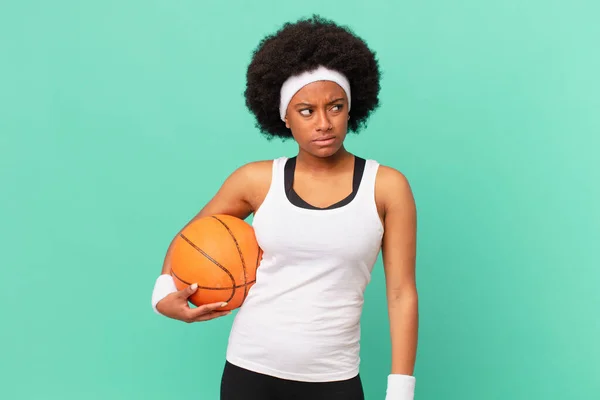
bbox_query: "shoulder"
[223,159,275,190]
[375,164,412,195]
[232,159,274,180]
[216,159,275,191]
[374,163,415,212]
[225,159,276,210]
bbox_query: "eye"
[300,109,312,116]
[331,104,343,111]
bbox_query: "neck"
[296,146,354,174]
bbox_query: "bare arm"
[379,166,419,376]
[151,161,271,321]
[160,161,270,274]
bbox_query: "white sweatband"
[151,274,178,314]
[279,65,351,121]
[385,374,416,400]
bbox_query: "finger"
[179,283,198,299]
[189,301,229,317]
[191,310,232,322]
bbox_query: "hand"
[156,283,231,323]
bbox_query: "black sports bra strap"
[284,155,366,210]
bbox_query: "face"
[284,80,350,158]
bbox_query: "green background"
[1,0,598,399]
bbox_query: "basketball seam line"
[171,269,256,290]
[255,243,261,271]
[211,216,249,301]
[178,232,237,303]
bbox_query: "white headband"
[279,65,351,121]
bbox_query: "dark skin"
[156,80,418,376]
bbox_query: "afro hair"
[244,14,382,140]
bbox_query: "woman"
[151,15,418,400]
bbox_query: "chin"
[310,145,343,158]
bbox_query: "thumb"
[180,283,198,298]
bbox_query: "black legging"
[220,361,365,400]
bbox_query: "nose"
[315,109,332,131]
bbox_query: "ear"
[285,116,290,129]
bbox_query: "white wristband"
[385,374,416,400]
[151,274,178,314]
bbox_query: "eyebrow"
[294,97,345,107]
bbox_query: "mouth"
[312,135,336,145]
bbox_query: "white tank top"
[225,156,384,382]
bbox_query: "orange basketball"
[169,214,263,311]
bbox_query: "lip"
[313,135,336,145]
